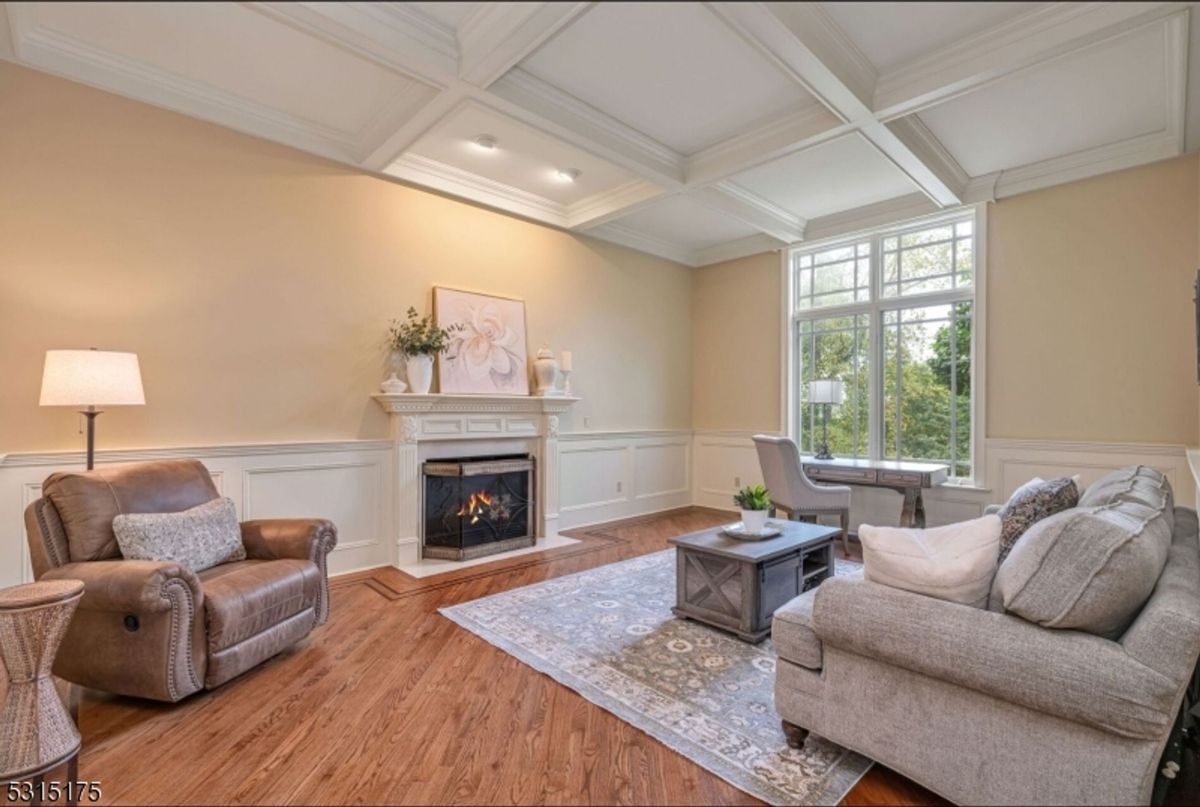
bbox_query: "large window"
[791,211,981,480]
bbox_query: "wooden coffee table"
[668,520,840,643]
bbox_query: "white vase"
[741,509,769,535]
[405,354,434,394]
[533,347,559,396]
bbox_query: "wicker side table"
[0,580,85,801]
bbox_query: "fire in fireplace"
[422,454,535,560]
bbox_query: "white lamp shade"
[808,379,845,405]
[39,350,145,407]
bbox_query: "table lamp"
[39,349,145,470]
[808,379,845,460]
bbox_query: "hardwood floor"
[71,507,944,805]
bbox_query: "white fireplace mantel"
[372,393,579,567]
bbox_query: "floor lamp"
[39,349,145,470]
[808,379,845,461]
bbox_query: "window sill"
[938,479,991,494]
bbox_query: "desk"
[801,457,948,528]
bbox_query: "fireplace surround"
[422,454,534,560]
[373,393,578,567]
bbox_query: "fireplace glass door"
[422,455,534,560]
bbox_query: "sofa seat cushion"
[993,484,1172,638]
[773,587,823,669]
[200,559,319,653]
[42,459,219,562]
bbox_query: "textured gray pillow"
[113,497,245,572]
[1079,465,1174,531]
[997,476,1079,562]
[992,494,1172,638]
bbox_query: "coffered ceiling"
[1,2,1193,266]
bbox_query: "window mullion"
[867,234,883,463]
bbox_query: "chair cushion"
[42,459,219,562]
[772,587,823,669]
[996,476,1079,563]
[993,473,1173,638]
[859,515,1001,607]
[113,497,246,573]
[200,559,319,653]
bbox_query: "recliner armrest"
[241,519,337,562]
[43,560,203,614]
[812,575,1178,739]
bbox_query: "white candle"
[560,350,573,371]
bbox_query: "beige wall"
[988,154,1198,444]
[691,252,782,432]
[692,154,1200,447]
[0,63,693,453]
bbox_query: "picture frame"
[433,286,530,396]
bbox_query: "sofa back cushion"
[114,497,246,573]
[992,466,1173,638]
[42,459,219,562]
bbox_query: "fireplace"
[421,454,535,560]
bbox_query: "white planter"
[405,354,434,394]
[741,509,769,535]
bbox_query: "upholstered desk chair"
[753,434,851,554]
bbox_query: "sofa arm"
[983,503,1002,516]
[241,518,337,563]
[43,560,203,614]
[241,519,337,625]
[812,575,1179,739]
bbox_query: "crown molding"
[693,234,786,267]
[874,2,1187,118]
[385,153,567,226]
[801,192,941,244]
[992,130,1181,200]
[584,223,697,266]
[565,180,666,230]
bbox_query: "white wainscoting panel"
[692,430,1195,533]
[0,440,394,588]
[558,430,692,529]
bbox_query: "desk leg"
[900,487,919,528]
[914,490,927,528]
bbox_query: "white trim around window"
[781,203,989,486]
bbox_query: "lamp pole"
[80,406,101,471]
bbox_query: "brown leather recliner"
[23,459,337,702]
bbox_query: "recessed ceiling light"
[556,168,582,183]
[471,134,497,151]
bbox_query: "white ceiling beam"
[691,184,806,244]
[457,2,592,88]
[707,1,962,207]
[359,86,469,171]
[565,181,669,230]
[250,2,458,85]
[873,2,1188,120]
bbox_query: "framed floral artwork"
[433,287,530,395]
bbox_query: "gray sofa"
[773,466,1200,805]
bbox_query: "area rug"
[440,549,871,806]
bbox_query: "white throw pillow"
[859,514,1001,608]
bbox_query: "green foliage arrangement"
[733,484,771,511]
[388,307,461,357]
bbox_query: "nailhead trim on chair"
[160,578,200,700]
[309,525,337,626]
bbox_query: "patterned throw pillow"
[997,477,1079,562]
[113,497,246,572]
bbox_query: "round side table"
[0,579,85,802]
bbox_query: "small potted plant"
[733,484,772,535]
[388,307,461,394]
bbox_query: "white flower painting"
[434,287,530,395]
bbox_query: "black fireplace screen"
[423,455,533,553]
